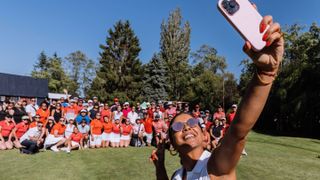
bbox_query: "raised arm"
[208,16,284,177]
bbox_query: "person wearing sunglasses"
[12,115,30,149]
[150,14,284,179]
[19,121,44,154]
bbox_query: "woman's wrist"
[255,68,278,85]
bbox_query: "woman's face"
[171,114,206,153]
[104,116,109,122]
[41,103,47,110]
[74,127,79,133]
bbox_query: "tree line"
[31,8,320,138]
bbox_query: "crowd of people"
[0,96,236,154]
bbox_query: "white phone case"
[217,0,267,51]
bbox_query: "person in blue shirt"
[75,109,90,124]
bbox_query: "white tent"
[48,93,71,100]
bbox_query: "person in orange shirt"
[36,102,50,125]
[0,114,16,150]
[12,115,30,148]
[62,126,83,153]
[120,119,132,147]
[30,114,41,128]
[142,113,153,146]
[100,103,111,123]
[44,117,67,152]
[90,113,103,148]
[110,118,122,148]
[64,99,78,120]
[101,115,113,148]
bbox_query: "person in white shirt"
[19,122,44,154]
[64,118,76,138]
[25,98,39,120]
[150,16,284,180]
[127,106,138,125]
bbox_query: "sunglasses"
[171,118,199,132]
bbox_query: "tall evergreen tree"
[89,20,143,101]
[160,8,191,100]
[142,54,168,102]
[31,51,50,79]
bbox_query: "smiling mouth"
[184,133,195,140]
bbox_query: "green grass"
[0,132,319,180]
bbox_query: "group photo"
[0,0,319,180]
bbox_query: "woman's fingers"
[260,15,273,33]
[262,22,281,46]
[243,41,255,58]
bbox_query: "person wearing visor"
[150,14,284,179]
[12,115,30,148]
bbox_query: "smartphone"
[217,0,267,51]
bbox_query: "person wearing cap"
[12,115,30,148]
[64,99,78,120]
[29,114,41,128]
[75,109,90,125]
[132,117,145,147]
[65,118,76,139]
[122,102,131,118]
[110,98,120,112]
[153,106,164,121]
[127,106,139,126]
[51,103,63,123]
[213,105,226,121]
[100,102,111,123]
[110,118,122,148]
[87,100,94,111]
[152,114,168,146]
[90,113,103,148]
[120,119,133,147]
[142,113,153,146]
[93,96,99,105]
[101,116,113,148]
[78,120,90,148]
[227,104,238,125]
[0,114,16,150]
[19,121,44,154]
[36,101,50,125]
[165,101,176,119]
[44,117,67,152]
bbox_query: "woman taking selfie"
[151,14,284,179]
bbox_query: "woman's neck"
[180,147,204,171]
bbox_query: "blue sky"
[0,0,319,79]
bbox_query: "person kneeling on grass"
[78,119,90,148]
[44,117,67,152]
[120,118,132,147]
[0,114,16,150]
[150,15,284,179]
[61,126,83,153]
[12,115,30,149]
[90,113,103,148]
[19,121,44,154]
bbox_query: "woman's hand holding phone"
[243,16,284,85]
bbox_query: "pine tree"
[143,54,168,102]
[31,51,50,79]
[160,8,191,100]
[89,20,142,101]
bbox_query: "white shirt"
[19,127,42,143]
[113,111,123,121]
[133,123,144,134]
[25,104,39,117]
[78,125,90,134]
[172,150,211,180]
[127,111,139,125]
[65,124,75,138]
